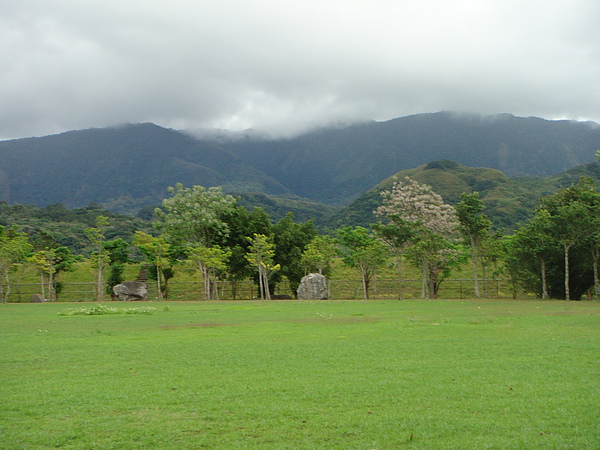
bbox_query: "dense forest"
[3,164,600,302]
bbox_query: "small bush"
[58,305,156,316]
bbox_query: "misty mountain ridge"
[200,111,600,205]
[0,111,599,222]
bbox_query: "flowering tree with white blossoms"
[375,177,464,298]
[377,177,458,236]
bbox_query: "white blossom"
[376,177,458,236]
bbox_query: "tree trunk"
[40,272,46,299]
[564,243,571,301]
[481,259,487,299]
[199,262,212,300]
[259,267,264,299]
[96,262,104,302]
[421,262,428,299]
[471,238,480,298]
[592,249,600,300]
[5,269,12,302]
[156,263,162,301]
[48,270,54,302]
[263,271,271,300]
[430,271,437,299]
[395,251,404,300]
[373,271,377,298]
[1,269,7,303]
[540,257,548,300]
[211,274,219,301]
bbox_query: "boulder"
[113,281,148,301]
[297,273,328,300]
[30,294,46,303]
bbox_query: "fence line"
[4,278,527,302]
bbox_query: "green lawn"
[1,300,599,449]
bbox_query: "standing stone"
[297,273,328,300]
[30,294,46,303]
[113,281,148,301]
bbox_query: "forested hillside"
[216,112,600,204]
[0,124,290,212]
[0,112,598,214]
[0,202,153,254]
[329,160,600,230]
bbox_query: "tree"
[85,216,109,301]
[29,250,54,300]
[301,235,338,275]
[133,232,169,300]
[555,203,587,301]
[104,238,131,300]
[50,246,79,301]
[405,226,466,299]
[155,184,236,300]
[337,226,387,300]
[32,230,59,252]
[187,245,230,300]
[0,226,32,303]
[509,210,558,299]
[372,218,415,299]
[538,178,600,300]
[587,226,600,299]
[375,177,459,298]
[28,246,79,301]
[376,177,458,236]
[272,213,317,296]
[455,192,491,298]
[221,206,273,299]
[501,236,525,300]
[245,233,280,300]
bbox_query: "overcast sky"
[1,0,599,140]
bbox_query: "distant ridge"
[216,112,600,204]
[0,123,291,211]
[0,112,599,215]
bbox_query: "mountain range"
[1,111,599,227]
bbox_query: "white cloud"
[1,0,599,139]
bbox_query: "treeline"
[0,201,153,254]
[0,186,323,303]
[3,174,600,302]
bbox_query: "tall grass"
[1,300,599,448]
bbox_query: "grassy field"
[1,299,599,449]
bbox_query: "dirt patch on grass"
[160,322,236,329]
[292,316,380,324]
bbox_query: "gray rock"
[297,273,328,300]
[30,294,46,303]
[113,281,148,301]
